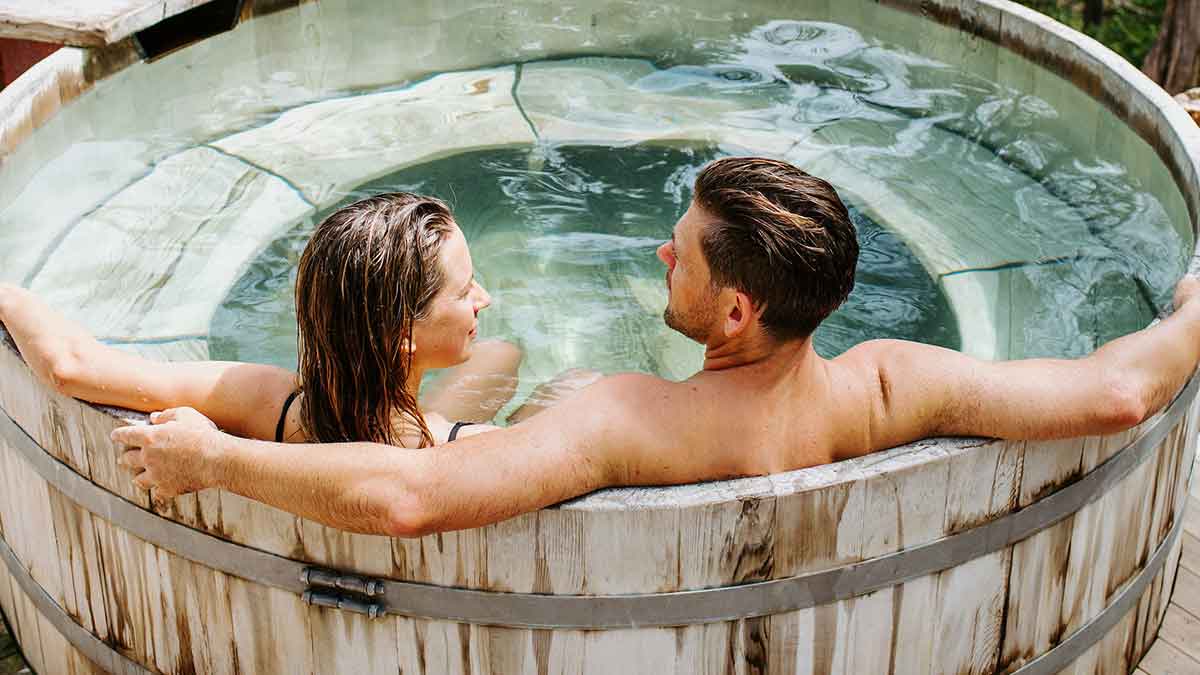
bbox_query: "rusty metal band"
[0,370,1195,631]
[0,529,154,675]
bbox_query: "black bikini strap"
[448,421,476,442]
[275,391,302,443]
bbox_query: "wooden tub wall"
[0,0,1197,674]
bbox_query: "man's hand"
[111,407,223,501]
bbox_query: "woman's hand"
[112,407,224,500]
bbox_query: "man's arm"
[867,279,1200,446]
[0,284,298,441]
[113,373,723,536]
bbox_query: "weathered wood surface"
[0,0,216,47]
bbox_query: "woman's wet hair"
[295,192,455,447]
[693,157,858,341]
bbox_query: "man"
[113,157,1200,537]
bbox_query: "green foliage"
[1013,0,1166,67]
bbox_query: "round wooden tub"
[0,0,1198,673]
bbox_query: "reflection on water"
[8,11,1167,394]
[209,145,960,410]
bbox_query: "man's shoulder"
[551,371,664,401]
[839,338,909,358]
[836,338,951,368]
[594,371,677,393]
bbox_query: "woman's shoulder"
[279,390,309,443]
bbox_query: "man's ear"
[723,291,759,338]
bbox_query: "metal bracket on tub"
[301,567,387,619]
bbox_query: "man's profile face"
[656,202,721,343]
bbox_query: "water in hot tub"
[208,144,961,411]
[0,16,1184,418]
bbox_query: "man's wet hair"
[693,156,858,341]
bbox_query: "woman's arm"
[0,284,299,441]
[506,368,602,424]
[420,339,522,423]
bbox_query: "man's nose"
[656,241,673,266]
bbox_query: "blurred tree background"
[1014,0,1197,93]
[1016,0,1164,64]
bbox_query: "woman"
[0,193,526,447]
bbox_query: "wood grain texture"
[1158,605,1200,662]
[300,520,398,674]
[0,0,214,46]
[1182,532,1200,578]
[3,564,42,674]
[228,578,314,675]
[0,561,24,675]
[1060,430,1142,638]
[999,437,1086,672]
[1139,636,1200,675]
[1173,567,1200,619]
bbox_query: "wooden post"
[0,39,57,88]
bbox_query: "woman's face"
[411,225,491,370]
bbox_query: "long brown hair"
[294,193,455,447]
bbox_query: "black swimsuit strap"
[447,421,476,442]
[275,390,302,443]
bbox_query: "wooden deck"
[1137,451,1200,675]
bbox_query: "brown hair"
[294,193,456,447]
[692,157,858,341]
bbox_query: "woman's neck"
[391,361,431,448]
[406,362,427,409]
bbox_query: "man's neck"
[701,334,823,382]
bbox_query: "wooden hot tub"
[0,0,1198,673]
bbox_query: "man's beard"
[663,301,715,343]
